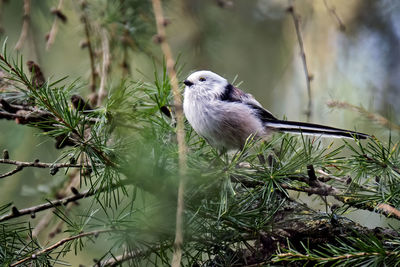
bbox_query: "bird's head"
[183,70,228,99]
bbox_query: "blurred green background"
[1,0,400,265]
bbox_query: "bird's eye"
[199,77,206,82]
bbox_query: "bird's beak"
[184,80,194,87]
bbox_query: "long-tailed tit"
[183,70,369,151]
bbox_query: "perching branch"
[0,166,22,178]
[151,1,188,267]
[0,158,82,179]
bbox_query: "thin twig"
[97,27,110,106]
[0,166,23,178]
[80,1,97,94]
[14,0,31,51]
[287,5,312,120]
[151,1,187,266]
[0,182,126,222]
[46,0,64,50]
[10,229,111,266]
[0,158,82,169]
[323,0,346,31]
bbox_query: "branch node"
[34,159,40,166]
[11,206,20,215]
[50,166,59,175]
[152,34,165,44]
[307,164,317,182]
[71,186,79,195]
[2,149,9,159]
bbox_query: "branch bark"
[0,182,126,222]
[10,229,111,267]
[151,1,188,266]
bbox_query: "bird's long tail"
[264,120,369,139]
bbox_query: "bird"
[183,70,369,151]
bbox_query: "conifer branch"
[10,229,112,267]
[0,182,126,222]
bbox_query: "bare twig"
[46,0,64,50]
[151,1,188,266]
[0,158,82,169]
[14,0,31,51]
[10,229,111,266]
[234,173,400,221]
[377,203,400,220]
[0,166,23,178]
[97,27,110,106]
[80,1,97,94]
[287,5,313,120]
[0,182,126,222]
[323,0,346,31]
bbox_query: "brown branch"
[0,158,82,179]
[323,0,346,31]
[0,166,23,178]
[10,229,111,267]
[14,0,31,51]
[97,27,110,106]
[0,158,82,169]
[80,1,97,94]
[287,5,312,120]
[46,0,64,50]
[151,1,188,266]
[0,182,126,222]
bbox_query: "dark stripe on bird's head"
[220,83,234,101]
[184,80,194,87]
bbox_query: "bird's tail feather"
[264,120,369,139]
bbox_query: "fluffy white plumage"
[183,70,369,151]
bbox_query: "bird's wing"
[220,84,278,121]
